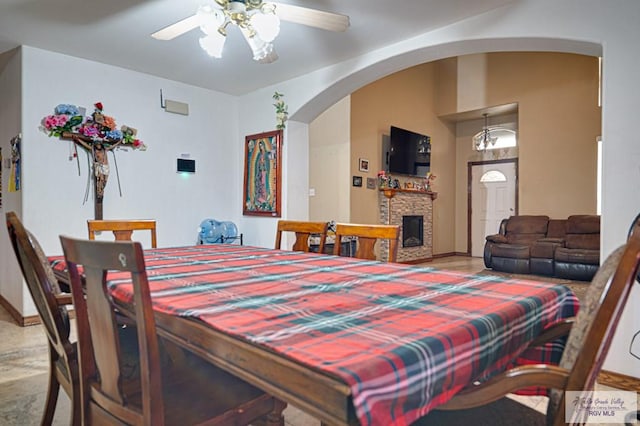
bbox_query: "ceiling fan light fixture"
[199,32,226,58]
[197,5,222,35]
[251,9,280,42]
[154,0,349,63]
[241,27,278,63]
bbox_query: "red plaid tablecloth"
[50,244,579,426]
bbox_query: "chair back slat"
[6,212,71,353]
[61,236,164,425]
[88,219,157,248]
[275,220,328,253]
[333,223,400,262]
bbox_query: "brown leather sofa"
[553,215,601,280]
[484,215,550,274]
[484,214,600,280]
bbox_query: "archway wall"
[237,0,640,377]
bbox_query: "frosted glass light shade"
[199,32,225,58]
[251,12,280,42]
[241,28,278,63]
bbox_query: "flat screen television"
[388,126,431,176]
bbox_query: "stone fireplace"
[378,189,436,263]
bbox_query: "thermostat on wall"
[177,158,196,173]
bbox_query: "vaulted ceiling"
[0,0,517,95]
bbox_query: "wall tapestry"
[9,134,21,192]
[40,102,146,219]
[243,130,282,217]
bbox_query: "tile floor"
[0,256,633,425]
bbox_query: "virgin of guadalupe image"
[254,140,270,205]
[246,138,275,212]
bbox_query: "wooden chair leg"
[70,383,82,426]
[42,363,59,426]
[257,399,287,426]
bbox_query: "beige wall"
[309,96,351,223]
[349,52,600,256]
[485,52,601,216]
[350,63,457,254]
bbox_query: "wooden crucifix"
[62,132,121,220]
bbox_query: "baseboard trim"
[598,370,640,391]
[0,294,40,326]
[402,258,432,265]
[433,252,471,259]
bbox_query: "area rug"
[477,269,590,304]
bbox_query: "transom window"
[473,126,517,151]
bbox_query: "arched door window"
[480,170,507,183]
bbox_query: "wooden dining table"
[50,244,579,426]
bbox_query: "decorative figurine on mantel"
[40,102,146,219]
[425,172,436,192]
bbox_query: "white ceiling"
[0,0,516,95]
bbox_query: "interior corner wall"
[0,48,27,315]
[309,96,351,223]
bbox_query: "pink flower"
[43,114,69,130]
[79,125,99,137]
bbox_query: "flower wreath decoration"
[39,102,146,217]
[41,102,146,150]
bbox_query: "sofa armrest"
[486,234,508,244]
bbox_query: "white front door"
[470,161,517,257]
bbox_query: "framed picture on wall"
[359,158,370,172]
[353,176,363,187]
[243,130,282,217]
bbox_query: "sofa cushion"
[565,233,600,250]
[554,247,600,265]
[506,233,546,245]
[546,219,567,238]
[566,215,600,234]
[505,215,549,235]
[492,243,530,259]
[530,241,563,259]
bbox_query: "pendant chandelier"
[474,113,498,151]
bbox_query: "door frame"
[467,158,519,255]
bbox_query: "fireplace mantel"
[378,189,435,263]
[380,188,438,200]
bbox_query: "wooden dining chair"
[415,214,640,425]
[87,219,157,248]
[275,220,329,253]
[59,235,286,426]
[333,223,400,262]
[6,211,81,426]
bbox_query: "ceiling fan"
[152,0,350,63]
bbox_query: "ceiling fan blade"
[273,2,349,32]
[151,14,201,41]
